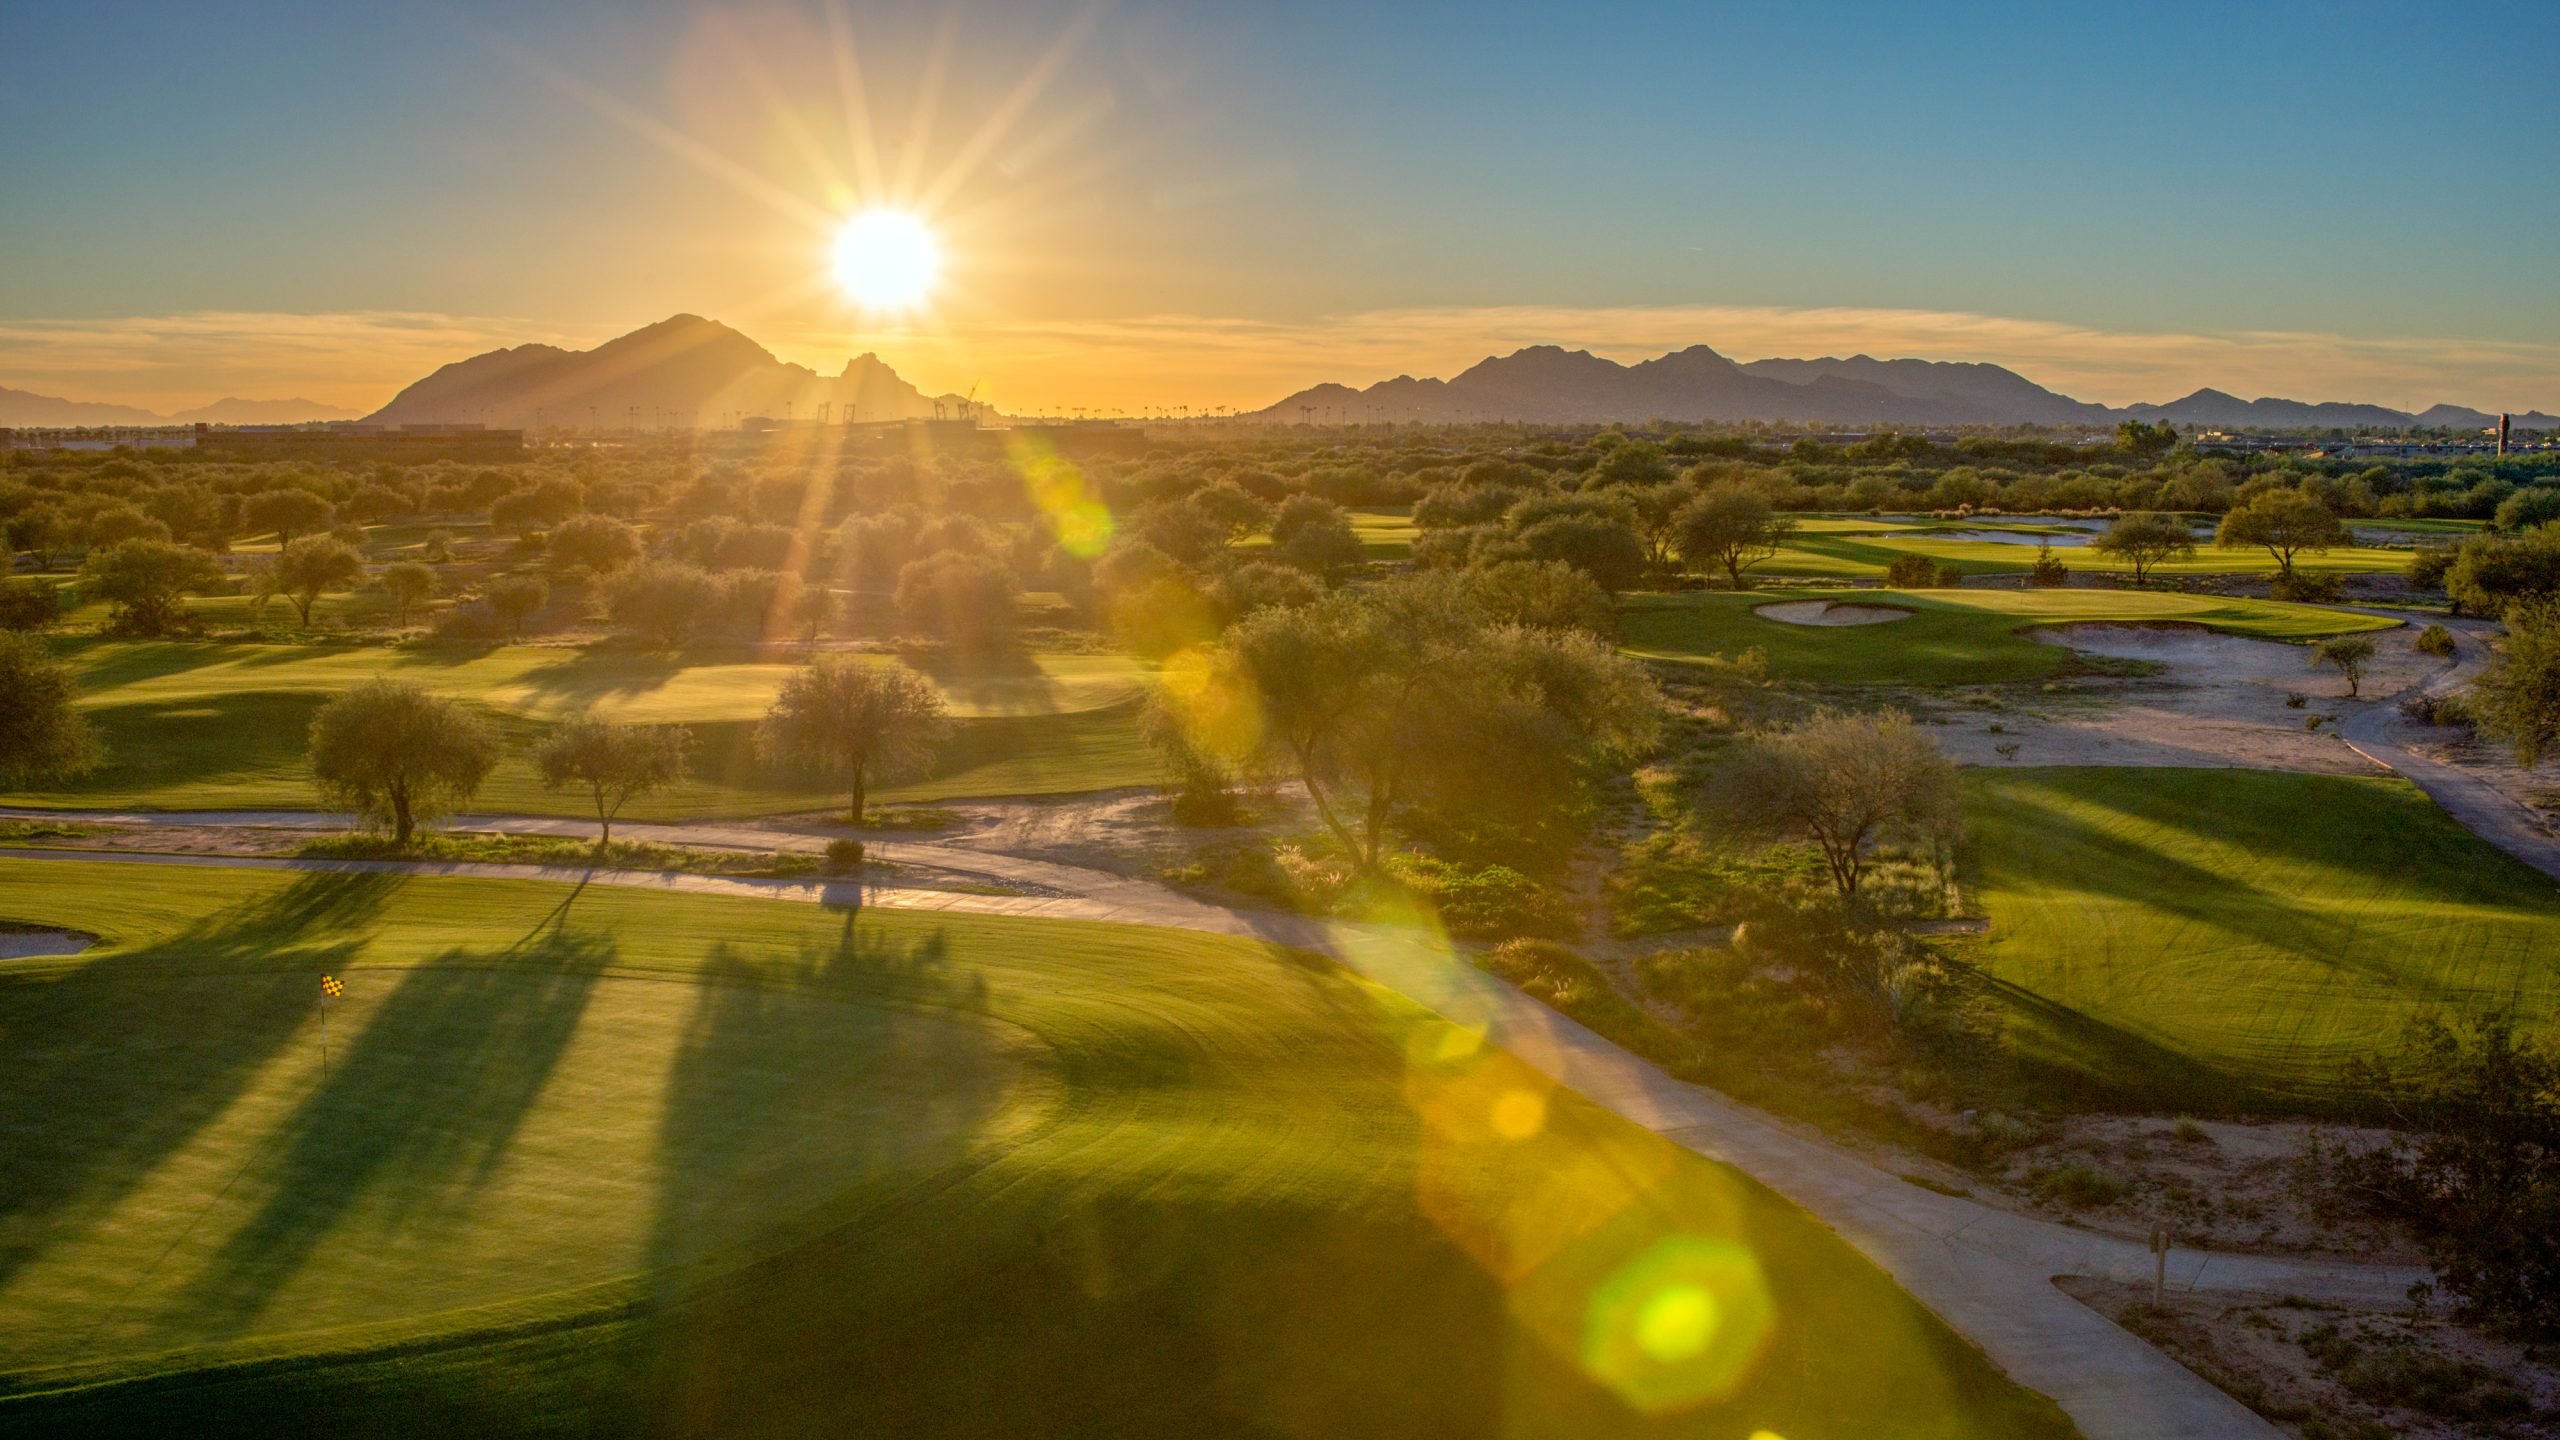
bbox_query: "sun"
[830,210,939,311]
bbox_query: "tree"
[609,560,717,647]
[2445,531,2560,619]
[547,513,642,573]
[1461,559,1613,634]
[1191,580,1659,868]
[2472,602,2560,765]
[1270,495,1366,579]
[2116,418,2178,462]
[793,582,835,642]
[0,632,101,789]
[535,716,691,846]
[308,681,498,846]
[84,504,171,549]
[758,659,952,822]
[381,562,435,626]
[2495,488,2560,535]
[489,478,582,536]
[241,488,336,547]
[1206,560,1322,623]
[2315,633,2378,697]
[6,506,74,570]
[0,577,62,632]
[79,539,225,635]
[2336,1015,2560,1334]
[485,575,550,638]
[2092,511,2197,584]
[894,550,1019,646]
[265,535,365,627]
[2216,493,2348,581]
[1516,512,1648,594]
[1707,709,1960,900]
[1674,484,1799,589]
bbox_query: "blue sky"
[3,0,2554,412]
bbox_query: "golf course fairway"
[0,858,2076,1438]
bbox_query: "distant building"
[191,422,524,458]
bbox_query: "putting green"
[1968,768,2560,1108]
[1621,587,2393,686]
[0,859,2075,1438]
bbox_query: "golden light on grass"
[831,209,940,310]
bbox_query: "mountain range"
[1248,345,2559,431]
[9,315,2553,435]
[0,387,359,427]
[364,314,966,429]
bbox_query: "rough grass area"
[1966,767,2560,1110]
[1621,588,2395,686]
[5,639,1157,817]
[0,859,2075,1439]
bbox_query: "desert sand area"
[1930,619,2456,773]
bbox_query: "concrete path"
[0,833,2439,1440]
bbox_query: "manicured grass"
[0,859,2075,1438]
[1619,587,2395,686]
[7,640,1158,817]
[1765,530,2411,579]
[1967,768,2560,1110]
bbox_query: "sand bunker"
[0,929,93,959]
[1756,601,1912,627]
[2029,623,2320,680]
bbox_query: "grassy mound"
[0,859,2074,1438]
[1622,588,2394,686]
[1968,768,2560,1109]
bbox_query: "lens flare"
[1581,1237,1777,1413]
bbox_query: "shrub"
[2031,1163,2128,1210]
[0,577,63,632]
[2270,570,2344,603]
[1883,553,1939,588]
[823,838,866,871]
[1384,853,1569,940]
[2024,540,2069,588]
[1934,561,1964,588]
[422,530,455,564]
[2400,691,2474,728]
[2414,623,2458,658]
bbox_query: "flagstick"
[319,993,331,1079]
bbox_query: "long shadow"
[503,651,693,712]
[32,692,323,800]
[0,872,405,1292]
[169,921,614,1338]
[1988,976,2256,1113]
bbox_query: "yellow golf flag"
[322,975,344,998]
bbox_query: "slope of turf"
[1967,767,2560,1109]
[7,640,1157,817]
[1620,587,2395,686]
[1763,529,2410,580]
[0,859,2076,1439]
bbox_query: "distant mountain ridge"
[1250,347,2560,431]
[364,313,968,429]
[0,385,356,427]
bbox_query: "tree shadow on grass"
[0,872,404,1292]
[168,909,614,1340]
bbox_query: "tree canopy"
[0,632,100,790]
[308,681,499,846]
[758,659,952,821]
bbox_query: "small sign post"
[2150,1227,2169,1309]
